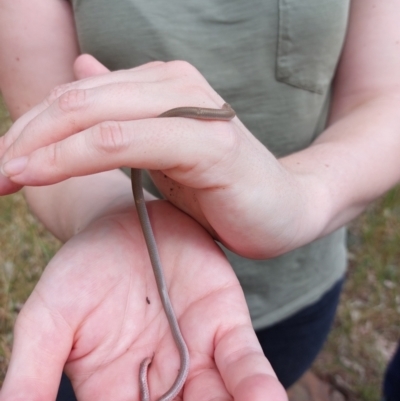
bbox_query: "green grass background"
[0,94,399,400]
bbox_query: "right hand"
[0,55,303,259]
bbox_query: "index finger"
[0,68,143,161]
[1,60,207,163]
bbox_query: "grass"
[0,95,61,381]
[0,94,399,400]
[314,188,400,400]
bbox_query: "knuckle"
[57,88,88,112]
[93,121,130,154]
[166,60,200,78]
[45,142,63,169]
[186,82,210,99]
[46,83,72,105]
[216,124,241,156]
[142,60,166,69]
[1,131,14,151]
[164,60,210,99]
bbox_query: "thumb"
[73,54,110,80]
[0,295,73,401]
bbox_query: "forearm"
[24,171,135,242]
[278,91,400,249]
[0,0,80,119]
[0,0,105,241]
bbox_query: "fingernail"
[1,156,28,177]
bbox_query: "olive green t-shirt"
[70,0,350,329]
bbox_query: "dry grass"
[0,94,399,399]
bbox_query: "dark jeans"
[58,374,77,401]
[383,342,400,401]
[255,278,344,388]
[57,278,344,400]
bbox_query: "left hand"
[0,55,300,259]
[0,201,286,401]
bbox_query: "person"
[0,2,287,401]
[0,0,399,400]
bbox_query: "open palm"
[0,200,286,401]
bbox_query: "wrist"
[278,149,340,246]
[214,159,317,259]
[256,161,323,256]
[240,158,331,258]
